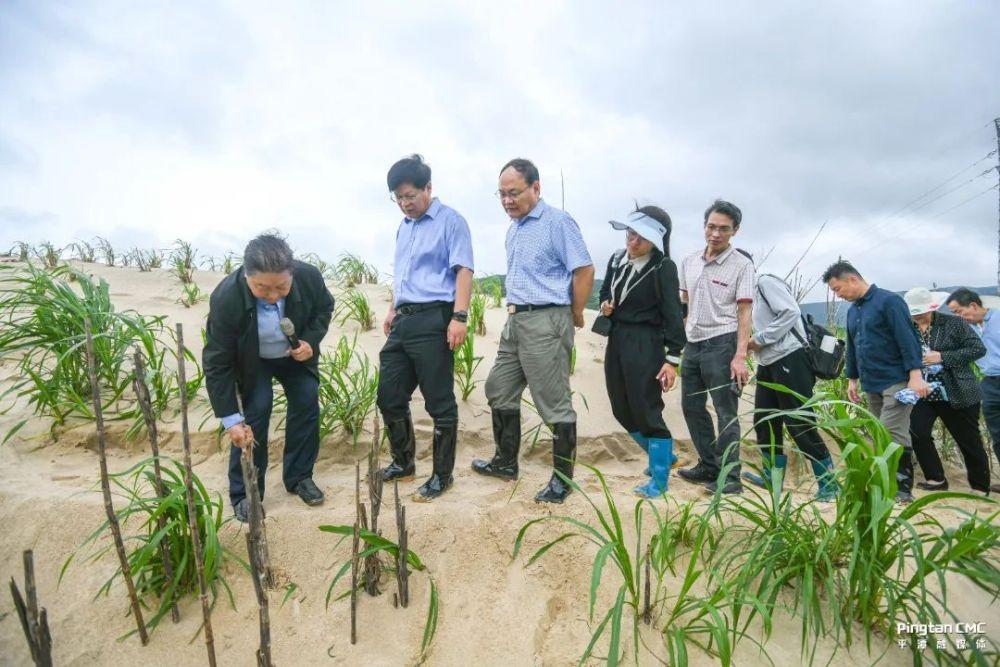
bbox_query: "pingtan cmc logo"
[895,622,990,652]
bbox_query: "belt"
[506,303,563,314]
[395,301,450,316]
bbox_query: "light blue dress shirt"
[221,297,288,429]
[392,198,475,307]
[975,309,1000,376]
[504,200,592,306]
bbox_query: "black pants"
[228,356,320,506]
[979,377,1000,468]
[377,302,458,422]
[753,347,831,462]
[909,400,991,492]
[604,323,670,438]
[681,332,741,481]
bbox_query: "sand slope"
[0,261,995,666]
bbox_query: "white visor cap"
[608,211,666,253]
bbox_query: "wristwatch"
[452,310,469,323]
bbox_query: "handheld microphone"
[279,318,302,350]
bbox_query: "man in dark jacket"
[203,233,335,522]
[823,260,928,503]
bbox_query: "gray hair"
[243,233,294,275]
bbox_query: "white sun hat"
[608,210,665,253]
[903,287,940,316]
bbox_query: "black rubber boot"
[535,422,576,504]
[415,420,456,501]
[380,415,416,482]
[471,409,521,480]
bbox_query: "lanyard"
[611,255,659,307]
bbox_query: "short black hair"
[946,287,983,308]
[499,158,539,185]
[387,154,431,191]
[244,233,294,275]
[635,204,672,258]
[821,260,863,283]
[703,199,742,228]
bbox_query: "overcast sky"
[2,1,999,300]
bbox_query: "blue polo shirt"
[974,309,1000,376]
[392,198,474,307]
[504,199,592,306]
[845,284,922,393]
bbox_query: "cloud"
[0,1,997,298]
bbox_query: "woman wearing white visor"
[598,206,686,497]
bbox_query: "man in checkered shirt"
[676,200,755,494]
[472,158,595,504]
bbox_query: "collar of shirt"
[255,296,285,315]
[857,284,877,304]
[627,253,652,272]
[986,309,994,324]
[403,197,442,225]
[702,244,735,265]
[516,199,546,225]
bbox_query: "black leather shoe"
[916,479,949,491]
[233,498,248,523]
[292,478,325,506]
[704,479,743,495]
[380,462,415,483]
[895,490,915,505]
[678,462,717,484]
[534,473,572,503]
[471,457,518,480]
[413,473,453,502]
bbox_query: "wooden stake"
[132,348,180,623]
[394,480,409,608]
[245,533,273,667]
[85,319,149,645]
[241,443,274,589]
[9,550,53,666]
[350,461,360,645]
[176,323,217,667]
[363,415,383,596]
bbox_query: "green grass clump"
[95,236,116,266]
[336,289,375,330]
[0,263,202,441]
[469,293,486,335]
[300,252,338,281]
[176,282,207,308]
[62,456,241,636]
[127,248,164,272]
[35,241,63,269]
[335,252,378,287]
[169,239,197,284]
[70,239,97,263]
[453,330,482,401]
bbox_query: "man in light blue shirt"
[377,154,474,501]
[946,288,1000,491]
[473,158,594,504]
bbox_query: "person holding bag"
[598,205,686,497]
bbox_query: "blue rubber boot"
[629,432,651,476]
[634,438,673,498]
[811,456,839,503]
[742,453,787,490]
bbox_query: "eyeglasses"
[705,224,734,235]
[390,190,424,204]
[625,229,641,240]
[495,189,527,201]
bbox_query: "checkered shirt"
[679,245,755,342]
[504,200,592,305]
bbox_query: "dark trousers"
[228,356,320,506]
[605,323,670,438]
[911,400,991,492]
[979,377,1000,469]
[377,302,458,423]
[753,347,831,462]
[681,332,741,481]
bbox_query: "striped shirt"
[679,245,755,342]
[504,199,592,305]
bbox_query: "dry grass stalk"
[240,442,274,666]
[245,531,273,667]
[9,550,53,667]
[132,348,180,624]
[175,323,217,667]
[394,480,409,608]
[85,320,149,645]
[642,543,651,626]
[363,416,383,596]
[350,460,360,645]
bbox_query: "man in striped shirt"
[677,200,755,494]
[472,158,594,503]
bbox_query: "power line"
[930,181,999,219]
[886,150,997,217]
[901,166,996,215]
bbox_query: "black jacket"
[598,248,686,361]
[921,311,986,409]
[203,260,335,418]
